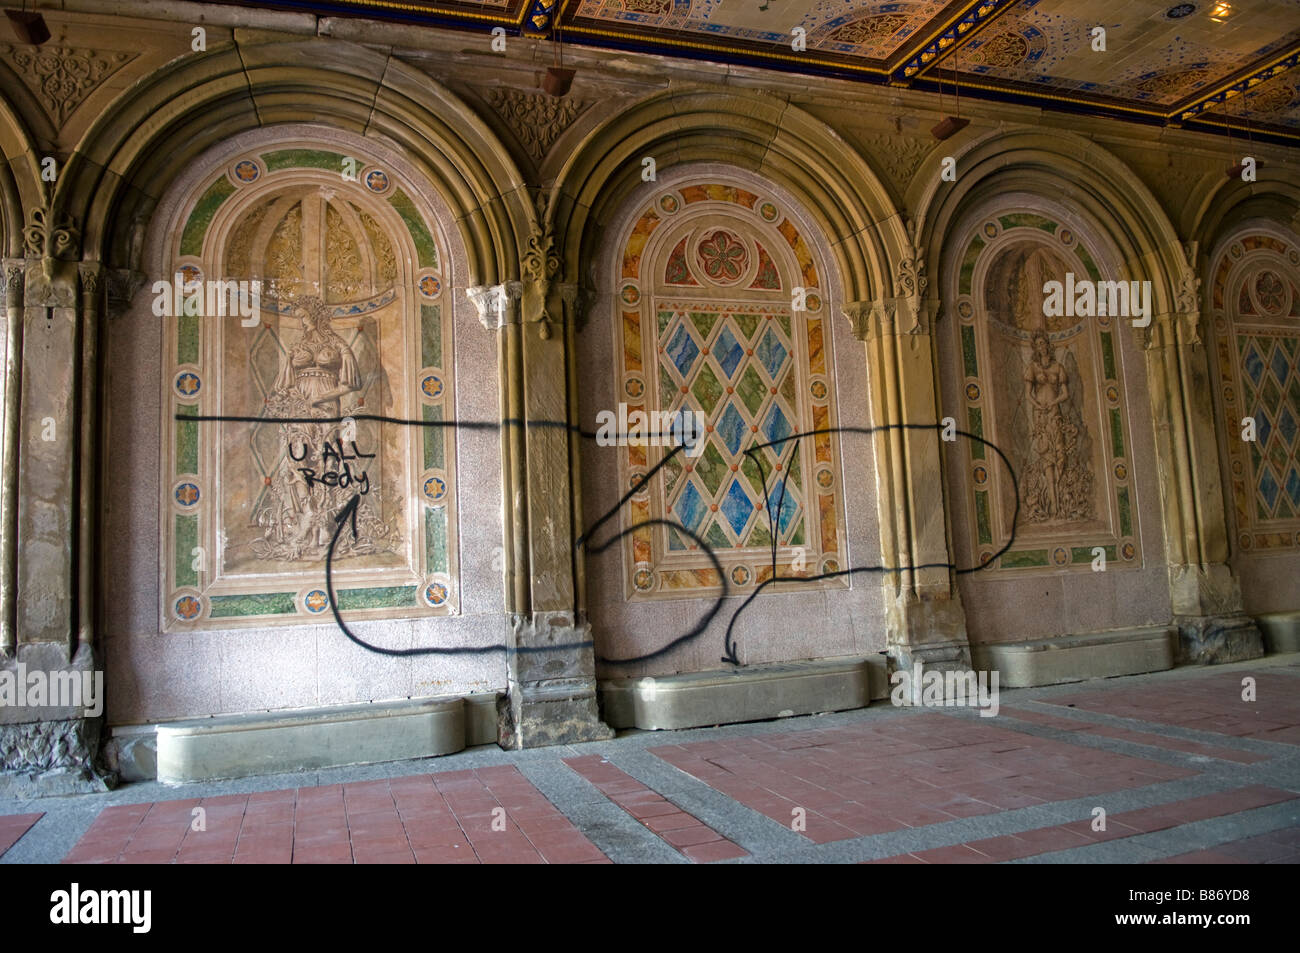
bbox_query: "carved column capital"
[467,282,522,330]
[2,259,24,308]
[891,254,930,334]
[1141,309,1202,351]
[105,269,147,319]
[78,262,103,301]
[843,299,877,340]
[557,282,595,333]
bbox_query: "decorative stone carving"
[558,282,594,333]
[105,268,147,318]
[2,261,23,309]
[859,132,933,195]
[467,281,522,330]
[842,299,874,340]
[78,263,102,300]
[521,224,561,338]
[22,207,79,307]
[483,88,590,162]
[0,45,137,126]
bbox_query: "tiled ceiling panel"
[202,0,1300,141]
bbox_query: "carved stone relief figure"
[986,241,1093,526]
[251,295,395,561]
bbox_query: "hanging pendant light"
[543,14,574,96]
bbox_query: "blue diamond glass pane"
[1243,344,1265,386]
[673,480,706,533]
[1256,408,1273,447]
[1286,468,1300,507]
[1278,405,1297,447]
[1270,345,1290,386]
[762,402,793,456]
[756,327,788,380]
[716,402,747,456]
[714,326,745,379]
[1259,467,1280,510]
[766,479,798,537]
[665,324,700,379]
[720,480,754,536]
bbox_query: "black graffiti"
[182,412,1018,664]
[290,437,376,495]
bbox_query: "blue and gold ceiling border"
[1172,41,1300,123]
[887,0,1019,84]
[196,0,1300,145]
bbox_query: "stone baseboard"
[154,694,501,783]
[599,657,871,731]
[971,625,1175,688]
[1256,611,1300,654]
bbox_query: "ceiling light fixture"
[1208,2,1232,22]
[932,42,969,140]
[6,2,50,45]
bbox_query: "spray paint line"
[180,414,1018,664]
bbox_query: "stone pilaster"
[848,247,971,675]
[0,210,112,795]
[470,267,613,748]
[1140,251,1262,664]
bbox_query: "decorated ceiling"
[211,0,1300,140]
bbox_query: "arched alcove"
[1205,220,1300,614]
[578,164,883,674]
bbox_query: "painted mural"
[1210,229,1300,554]
[162,147,458,628]
[613,183,847,598]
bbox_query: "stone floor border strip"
[1011,801,1300,864]
[515,760,687,864]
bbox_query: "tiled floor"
[3,655,1299,865]
[0,814,42,855]
[61,768,608,865]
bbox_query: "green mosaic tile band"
[208,592,297,618]
[179,177,235,257]
[336,586,419,610]
[975,490,992,546]
[967,407,985,460]
[261,148,345,173]
[421,304,441,370]
[175,514,198,588]
[1001,549,1049,569]
[390,189,438,269]
[176,406,198,475]
[1100,331,1116,381]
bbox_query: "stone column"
[1142,253,1263,664]
[0,210,110,796]
[846,250,971,679]
[470,267,612,749]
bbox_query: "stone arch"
[81,51,524,722]
[1188,167,1300,255]
[46,35,531,281]
[913,129,1186,319]
[550,86,909,309]
[920,131,1181,643]
[0,91,43,257]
